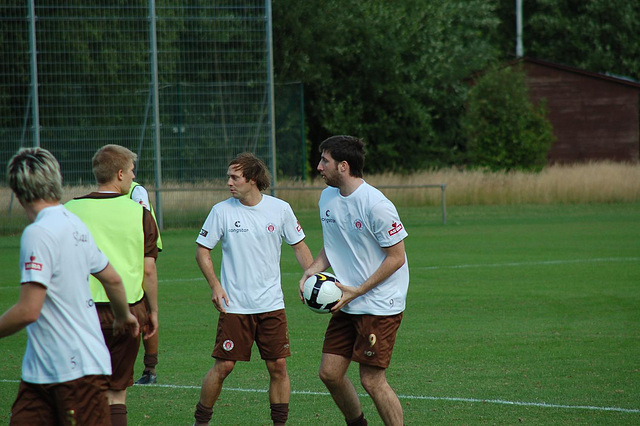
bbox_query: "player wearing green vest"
[129,181,162,385]
[66,144,159,426]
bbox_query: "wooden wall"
[522,59,640,163]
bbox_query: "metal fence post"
[149,0,163,231]
[28,0,40,147]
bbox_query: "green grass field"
[1,203,638,425]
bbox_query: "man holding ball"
[300,135,409,426]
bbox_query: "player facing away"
[65,144,159,426]
[193,153,313,426]
[299,135,409,426]
[1,148,139,425]
[129,181,163,385]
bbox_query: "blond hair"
[7,147,63,203]
[92,144,137,184]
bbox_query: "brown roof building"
[518,58,640,164]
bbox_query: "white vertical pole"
[516,0,524,58]
[28,0,41,147]
[149,0,163,230]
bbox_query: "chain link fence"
[1,1,305,234]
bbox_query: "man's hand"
[330,281,362,312]
[211,287,230,313]
[113,312,140,338]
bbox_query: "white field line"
[152,257,640,284]
[411,257,640,271]
[1,257,636,290]
[2,379,635,414]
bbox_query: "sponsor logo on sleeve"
[199,229,209,237]
[25,255,43,271]
[387,221,404,237]
[296,221,302,233]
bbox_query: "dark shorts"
[97,297,149,390]
[10,375,110,426]
[212,309,291,362]
[322,311,403,368]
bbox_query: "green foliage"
[495,0,640,79]
[272,0,500,172]
[461,65,555,171]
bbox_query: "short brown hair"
[92,144,137,184]
[229,152,271,191]
[7,147,63,203]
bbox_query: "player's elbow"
[20,306,41,325]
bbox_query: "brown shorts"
[212,309,291,362]
[322,311,403,368]
[97,297,149,390]
[10,375,110,426]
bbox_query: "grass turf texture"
[0,203,638,425]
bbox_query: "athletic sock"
[143,353,158,372]
[270,402,289,425]
[346,412,368,426]
[194,401,213,425]
[110,404,127,426]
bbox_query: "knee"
[213,360,235,380]
[318,365,338,387]
[266,358,288,380]
[360,372,386,395]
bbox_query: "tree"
[461,65,554,171]
[494,0,640,79]
[272,0,500,173]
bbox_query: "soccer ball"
[303,272,342,314]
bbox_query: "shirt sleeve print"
[20,225,55,288]
[369,199,408,247]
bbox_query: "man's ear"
[339,161,348,173]
[117,169,124,181]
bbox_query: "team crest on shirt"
[266,223,276,233]
[25,255,43,271]
[387,221,404,236]
[353,219,364,231]
[222,340,234,351]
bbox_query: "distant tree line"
[272,0,640,172]
[1,1,638,176]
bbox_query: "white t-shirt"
[319,181,409,315]
[130,184,150,211]
[196,195,305,314]
[19,205,111,384]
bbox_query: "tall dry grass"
[1,162,639,229]
[277,161,640,208]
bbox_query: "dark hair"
[229,152,271,191]
[7,147,63,203]
[319,135,365,178]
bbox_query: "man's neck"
[238,191,263,207]
[339,177,364,197]
[22,199,60,223]
[97,182,124,194]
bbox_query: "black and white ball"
[303,272,342,314]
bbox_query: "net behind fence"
[1,1,305,233]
